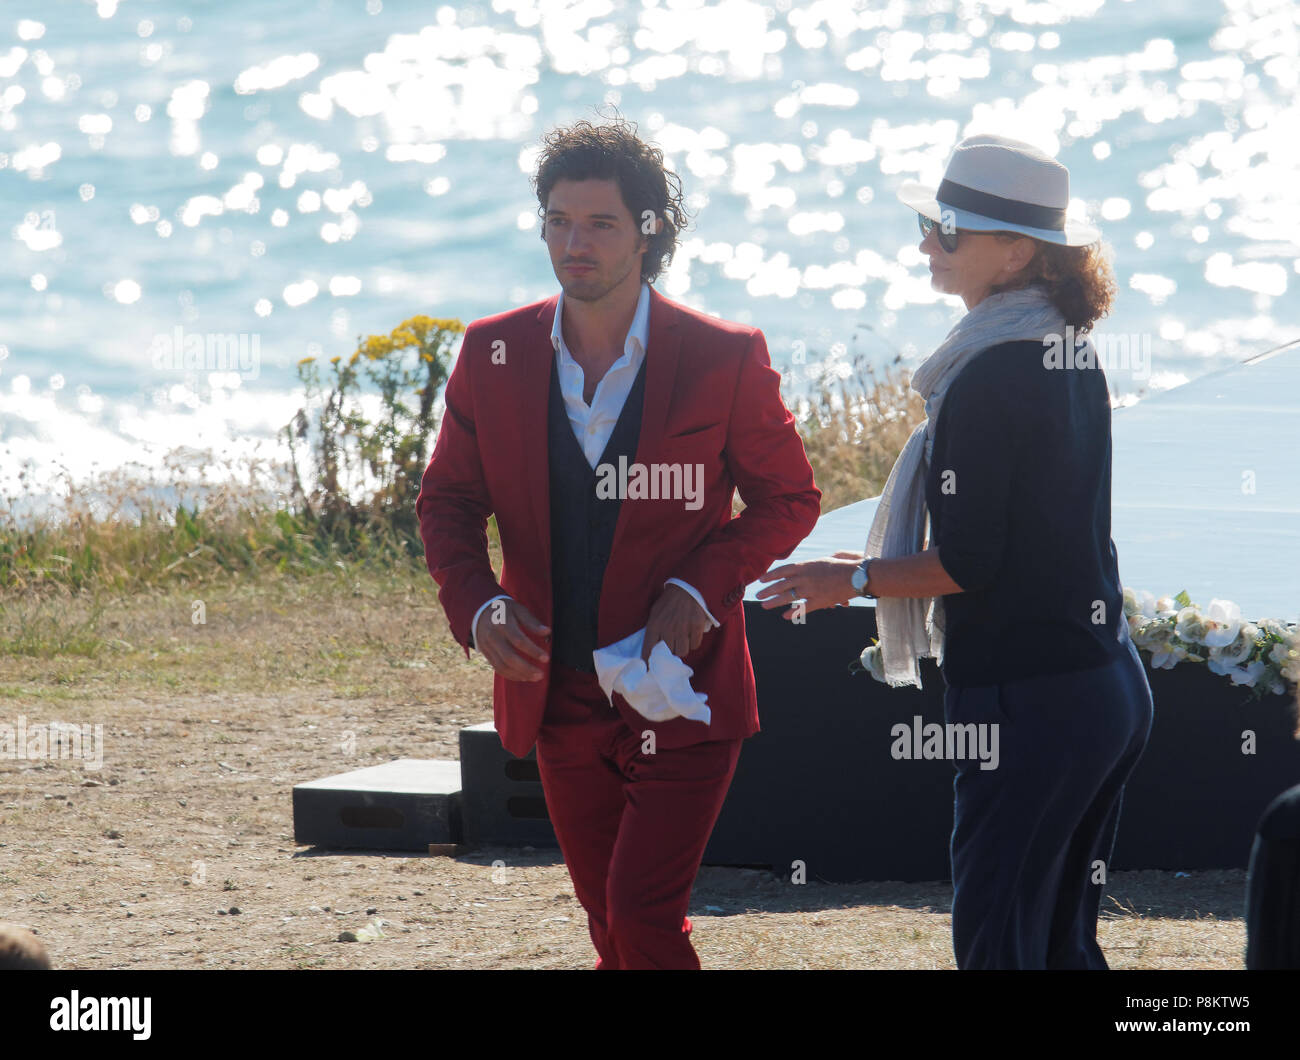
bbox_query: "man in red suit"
[416,117,820,969]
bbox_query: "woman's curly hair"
[531,112,690,284]
[988,233,1118,334]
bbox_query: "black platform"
[458,721,557,847]
[704,601,1300,881]
[292,759,462,851]
[293,604,1300,880]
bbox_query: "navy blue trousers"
[943,629,1154,969]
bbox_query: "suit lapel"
[523,296,558,615]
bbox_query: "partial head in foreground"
[0,922,51,969]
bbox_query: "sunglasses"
[917,213,960,253]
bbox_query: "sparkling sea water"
[2,0,1297,501]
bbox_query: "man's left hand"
[642,583,714,663]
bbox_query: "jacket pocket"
[663,420,724,440]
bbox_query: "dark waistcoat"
[548,352,649,672]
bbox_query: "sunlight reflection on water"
[1,0,1297,494]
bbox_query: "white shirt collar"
[551,281,651,363]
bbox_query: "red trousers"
[535,661,744,970]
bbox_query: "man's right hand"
[475,599,551,681]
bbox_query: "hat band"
[936,178,1066,231]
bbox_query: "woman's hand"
[755,551,864,620]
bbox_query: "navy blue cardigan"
[923,338,1132,686]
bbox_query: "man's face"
[543,178,649,302]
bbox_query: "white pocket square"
[592,628,711,725]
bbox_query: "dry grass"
[0,364,1254,969]
[0,575,1249,969]
[794,360,927,513]
[2,365,915,603]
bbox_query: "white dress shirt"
[470,282,719,650]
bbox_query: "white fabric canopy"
[747,344,1300,623]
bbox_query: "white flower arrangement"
[858,638,887,683]
[1123,588,1299,699]
[852,589,1300,701]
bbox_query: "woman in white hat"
[758,133,1155,969]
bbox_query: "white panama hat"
[897,133,1100,246]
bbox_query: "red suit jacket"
[415,285,821,758]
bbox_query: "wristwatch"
[851,557,877,599]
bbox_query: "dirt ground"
[0,575,1250,969]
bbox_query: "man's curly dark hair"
[531,112,690,284]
